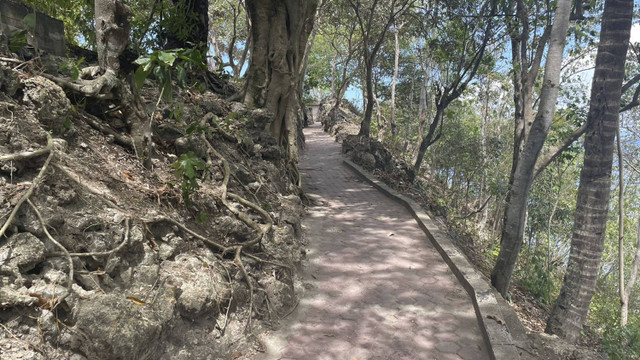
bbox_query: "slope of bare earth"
[0,50,307,360]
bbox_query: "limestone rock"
[174,135,208,160]
[70,294,166,360]
[1,232,45,272]
[159,255,230,318]
[21,76,71,132]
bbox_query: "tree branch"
[533,122,588,179]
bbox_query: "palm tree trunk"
[546,0,633,341]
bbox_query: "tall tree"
[243,0,318,167]
[505,0,551,177]
[389,21,404,137]
[348,0,413,138]
[410,0,495,181]
[490,0,572,296]
[546,0,633,341]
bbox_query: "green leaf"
[171,151,207,205]
[9,30,28,53]
[176,65,186,88]
[162,79,173,101]
[134,56,151,66]
[134,66,151,89]
[158,51,177,66]
[153,66,167,89]
[196,211,208,224]
[22,13,36,30]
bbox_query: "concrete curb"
[343,159,520,360]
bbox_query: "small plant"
[9,13,36,53]
[171,151,206,204]
[602,324,640,360]
[516,248,556,305]
[169,103,185,124]
[133,47,207,101]
[59,57,85,80]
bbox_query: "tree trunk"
[546,0,633,340]
[244,0,318,163]
[298,0,323,130]
[95,0,130,73]
[491,0,572,296]
[359,58,375,137]
[617,120,626,325]
[390,22,404,137]
[412,105,444,179]
[95,0,152,168]
[622,219,640,326]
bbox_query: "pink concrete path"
[260,124,489,360]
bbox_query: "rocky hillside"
[0,49,306,359]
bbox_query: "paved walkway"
[260,124,489,360]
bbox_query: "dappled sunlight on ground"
[263,124,488,360]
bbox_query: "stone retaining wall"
[0,0,65,56]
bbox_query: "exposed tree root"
[202,135,273,240]
[79,112,133,148]
[234,246,255,331]
[0,133,54,239]
[41,71,118,98]
[41,69,152,168]
[0,134,52,162]
[27,199,72,308]
[143,214,259,331]
[203,113,237,143]
[52,218,130,258]
[0,120,285,334]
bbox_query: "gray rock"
[38,310,58,340]
[1,232,46,272]
[159,255,230,318]
[352,151,376,170]
[71,294,166,360]
[153,122,184,148]
[232,165,255,185]
[216,215,252,241]
[247,109,272,130]
[132,264,160,286]
[258,276,295,317]
[0,286,36,307]
[0,64,19,96]
[21,76,71,132]
[279,194,303,235]
[174,135,208,160]
[200,99,227,116]
[229,101,246,113]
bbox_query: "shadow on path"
[259,124,489,360]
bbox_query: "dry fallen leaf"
[230,351,242,360]
[126,296,147,306]
[487,314,504,325]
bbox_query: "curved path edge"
[343,159,520,360]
